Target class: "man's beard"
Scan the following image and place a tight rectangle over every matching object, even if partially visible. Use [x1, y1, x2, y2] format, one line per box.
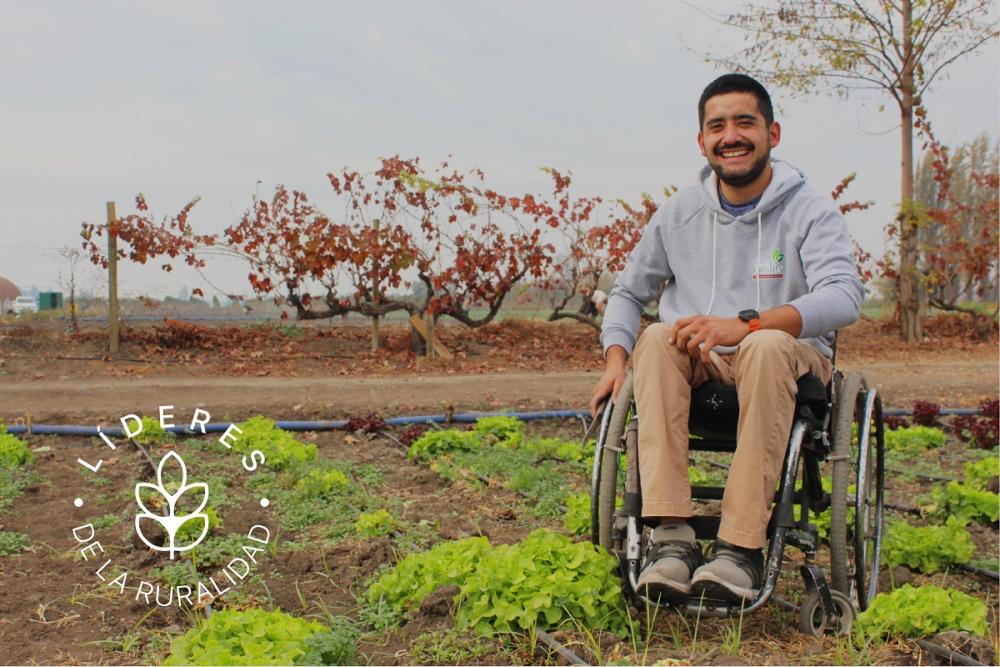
[711, 148, 770, 188]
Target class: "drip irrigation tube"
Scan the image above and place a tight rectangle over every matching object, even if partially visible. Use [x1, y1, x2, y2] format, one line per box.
[535, 629, 590, 666]
[916, 639, 987, 666]
[5, 404, 989, 438]
[6, 409, 589, 437]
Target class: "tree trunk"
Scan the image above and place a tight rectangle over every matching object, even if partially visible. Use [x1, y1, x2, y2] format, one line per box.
[69, 280, 79, 334]
[897, 0, 922, 343]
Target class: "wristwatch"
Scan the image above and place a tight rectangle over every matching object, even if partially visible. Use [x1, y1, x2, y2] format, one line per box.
[738, 309, 761, 333]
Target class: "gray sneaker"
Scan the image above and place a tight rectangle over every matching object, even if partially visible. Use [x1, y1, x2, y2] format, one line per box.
[636, 525, 703, 603]
[690, 540, 764, 603]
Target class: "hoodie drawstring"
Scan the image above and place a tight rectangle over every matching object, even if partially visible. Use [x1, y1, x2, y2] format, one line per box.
[705, 211, 718, 316]
[755, 211, 762, 312]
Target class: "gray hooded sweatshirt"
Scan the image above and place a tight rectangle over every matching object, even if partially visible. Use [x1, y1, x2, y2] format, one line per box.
[600, 159, 863, 359]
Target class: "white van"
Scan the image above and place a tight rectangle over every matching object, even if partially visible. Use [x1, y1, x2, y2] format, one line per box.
[12, 296, 38, 315]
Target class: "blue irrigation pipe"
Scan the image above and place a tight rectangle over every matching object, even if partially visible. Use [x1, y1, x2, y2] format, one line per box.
[4, 407, 985, 437]
[6, 409, 590, 437]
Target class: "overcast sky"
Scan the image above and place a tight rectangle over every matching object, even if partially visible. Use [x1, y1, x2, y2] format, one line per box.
[2, 1, 997, 299]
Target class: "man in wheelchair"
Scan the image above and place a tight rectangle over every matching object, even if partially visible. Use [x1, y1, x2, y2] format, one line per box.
[589, 74, 863, 606]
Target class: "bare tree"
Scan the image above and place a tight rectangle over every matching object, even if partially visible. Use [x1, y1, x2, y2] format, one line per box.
[57, 246, 83, 333]
[696, 0, 998, 342]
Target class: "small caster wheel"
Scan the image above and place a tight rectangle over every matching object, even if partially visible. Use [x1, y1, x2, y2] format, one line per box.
[798, 589, 856, 636]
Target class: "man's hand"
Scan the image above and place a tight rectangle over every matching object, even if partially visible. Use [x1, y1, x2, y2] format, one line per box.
[670, 315, 747, 363]
[590, 345, 627, 417]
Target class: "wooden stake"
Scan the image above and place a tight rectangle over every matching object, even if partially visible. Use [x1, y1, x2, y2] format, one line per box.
[371, 218, 380, 352]
[408, 313, 452, 360]
[424, 311, 435, 359]
[106, 201, 120, 355]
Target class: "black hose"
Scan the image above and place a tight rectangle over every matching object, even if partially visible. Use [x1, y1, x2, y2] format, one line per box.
[535, 629, 590, 666]
[916, 639, 987, 666]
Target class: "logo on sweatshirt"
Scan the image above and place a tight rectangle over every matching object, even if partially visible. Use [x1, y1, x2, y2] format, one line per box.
[753, 247, 785, 279]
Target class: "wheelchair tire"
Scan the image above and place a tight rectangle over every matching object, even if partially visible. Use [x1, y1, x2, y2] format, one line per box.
[798, 589, 855, 637]
[829, 370, 883, 611]
[596, 372, 634, 552]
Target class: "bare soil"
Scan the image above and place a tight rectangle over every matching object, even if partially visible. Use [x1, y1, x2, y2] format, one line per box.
[0, 315, 996, 666]
[0, 316, 996, 425]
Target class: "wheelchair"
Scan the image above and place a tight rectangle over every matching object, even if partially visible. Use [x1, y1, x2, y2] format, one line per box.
[589, 364, 886, 636]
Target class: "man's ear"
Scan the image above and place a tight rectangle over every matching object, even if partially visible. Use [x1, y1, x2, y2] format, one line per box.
[769, 121, 781, 149]
[697, 131, 707, 157]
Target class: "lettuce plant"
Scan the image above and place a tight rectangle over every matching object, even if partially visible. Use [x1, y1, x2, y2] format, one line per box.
[164, 608, 355, 665]
[367, 537, 492, 615]
[0, 433, 32, 469]
[233, 416, 317, 470]
[407, 430, 480, 461]
[855, 585, 988, 642]
[355, 509, 397, 537]
[474, 416, 524, 447]
[884, 425, 947, 454]
[883, 517, 974, 573]
[922, 481, 999, 524]
[963, 456, 999, 491]
[562, 492, 591, 535]
[295, 468, 350, 498]
[457, 529, 631, 637]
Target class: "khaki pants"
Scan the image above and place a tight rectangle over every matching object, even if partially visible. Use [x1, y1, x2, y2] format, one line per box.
[632, 323, 831, 549]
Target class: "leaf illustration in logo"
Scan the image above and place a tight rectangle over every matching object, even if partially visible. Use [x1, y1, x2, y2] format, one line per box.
[134, 450, 210, 559]
[771, 248, 784, 264]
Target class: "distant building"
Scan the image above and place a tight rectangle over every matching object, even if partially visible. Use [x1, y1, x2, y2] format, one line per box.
[0, 277, 21, 313]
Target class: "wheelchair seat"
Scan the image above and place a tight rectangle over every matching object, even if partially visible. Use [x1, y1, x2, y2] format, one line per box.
[689, 373, 829, 439]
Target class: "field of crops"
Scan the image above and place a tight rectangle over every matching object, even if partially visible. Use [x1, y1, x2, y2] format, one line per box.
[0, 409, 997, 665]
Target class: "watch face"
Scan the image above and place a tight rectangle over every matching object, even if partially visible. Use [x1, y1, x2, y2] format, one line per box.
[739, 309, 759, 322]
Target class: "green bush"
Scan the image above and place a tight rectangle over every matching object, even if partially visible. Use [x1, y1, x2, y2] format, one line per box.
[295, 469, 350, 498]
[964, 456, 999, 491]
[355, 509, 397, 537]
[855, 585, 988, 642]
[457, 529, 631, 637]
[367, 537, 492, 615]
[884, 425, 947, 454]
[164, 607, 356, 665]
[0, 432, 33, 469]
[233, 417, 317, 470]
[883, 517, 975, 573]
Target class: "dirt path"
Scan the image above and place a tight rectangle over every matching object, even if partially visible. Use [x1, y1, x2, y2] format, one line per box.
[2, 359, 994, 424]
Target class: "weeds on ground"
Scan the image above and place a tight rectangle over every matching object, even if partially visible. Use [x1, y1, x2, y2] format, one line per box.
[0, 530, 31, 556]
[0, 468, 42, 514]
[432, 446, 576, 519]
[409, 627, 498, 664]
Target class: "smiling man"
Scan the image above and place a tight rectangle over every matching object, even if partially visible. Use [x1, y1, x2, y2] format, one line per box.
[590, 74, 863, 604]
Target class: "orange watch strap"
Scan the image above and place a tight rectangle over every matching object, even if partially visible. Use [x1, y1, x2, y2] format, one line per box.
[748, 318, 761, 332]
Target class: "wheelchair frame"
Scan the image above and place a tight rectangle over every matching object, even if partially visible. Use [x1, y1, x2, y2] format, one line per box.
[589, 367, 886, 635]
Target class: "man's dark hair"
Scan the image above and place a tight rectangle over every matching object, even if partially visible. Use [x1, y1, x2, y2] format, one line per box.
[698, 73, 774, 128]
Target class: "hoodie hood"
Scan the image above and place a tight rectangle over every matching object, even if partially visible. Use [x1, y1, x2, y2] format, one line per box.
[699, 159, 807, 221]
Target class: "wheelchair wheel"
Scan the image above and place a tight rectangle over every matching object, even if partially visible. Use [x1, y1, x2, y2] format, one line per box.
[798, 589, 855, 637]
[829, 370, 885, 611]
[595, 372, 634, 551]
